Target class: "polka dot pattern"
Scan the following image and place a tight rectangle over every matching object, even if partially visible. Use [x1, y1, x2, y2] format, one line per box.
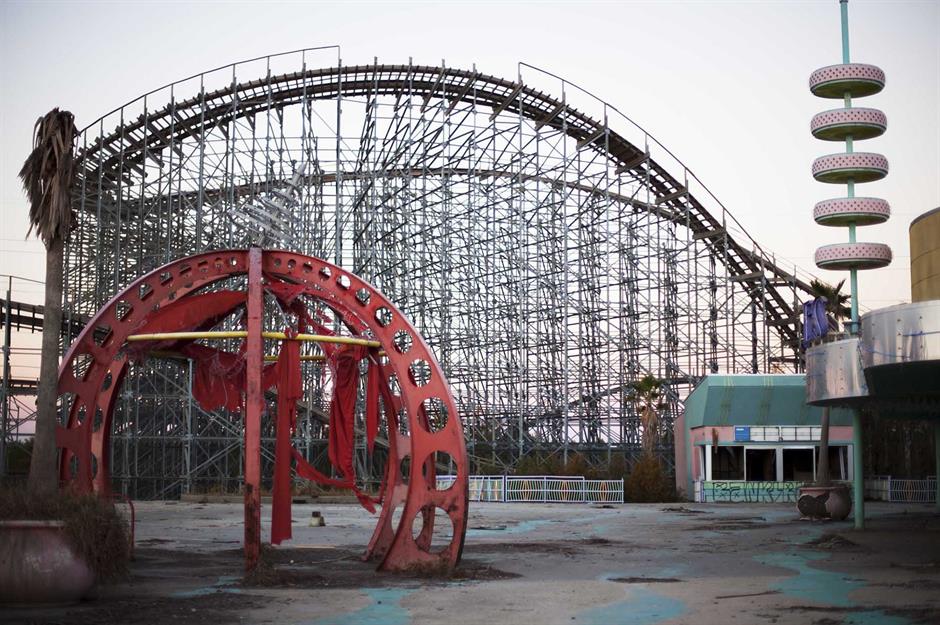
[814, 242, 893, 270]
[809, 63, 885, 96]
[810, 108, 887, 133]
[812, 152, 888, 178]
[813, 197, 890, 220]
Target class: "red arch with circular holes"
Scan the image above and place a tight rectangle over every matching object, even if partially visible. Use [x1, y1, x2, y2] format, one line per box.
[54, 249, 468, 571]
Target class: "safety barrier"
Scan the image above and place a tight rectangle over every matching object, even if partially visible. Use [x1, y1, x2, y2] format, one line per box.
[865, 476, 936, 504]
[436, 475, 623, 504]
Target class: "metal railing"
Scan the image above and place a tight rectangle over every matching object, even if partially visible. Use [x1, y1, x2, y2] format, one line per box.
[865, 476, 937, 504]
[436, 475, 624, 504]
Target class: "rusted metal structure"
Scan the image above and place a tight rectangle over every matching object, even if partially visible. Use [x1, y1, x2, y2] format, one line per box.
[54, 49, 821, 496]
[54, 247, 469, 570]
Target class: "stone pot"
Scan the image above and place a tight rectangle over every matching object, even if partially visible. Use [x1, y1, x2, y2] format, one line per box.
[797, 484, 852, 521]
[0, 520, 96, 605]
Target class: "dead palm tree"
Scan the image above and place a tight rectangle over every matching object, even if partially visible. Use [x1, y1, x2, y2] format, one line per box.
[632, 374, 665, 454]
[18, 109, 77, 496]
[807, 278, 850, 488]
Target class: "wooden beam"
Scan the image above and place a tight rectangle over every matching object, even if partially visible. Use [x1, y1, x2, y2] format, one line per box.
[489, 83, 524, 121]
[655, 187, 687, 206]
[615, 150, 649, 175]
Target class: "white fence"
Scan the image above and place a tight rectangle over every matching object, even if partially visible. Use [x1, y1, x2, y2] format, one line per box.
[435, 475, 624, 504]
[865, 476, 937, 504]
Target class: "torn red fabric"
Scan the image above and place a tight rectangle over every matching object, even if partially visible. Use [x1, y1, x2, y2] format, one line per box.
[271, 328, 301, 545]
[328, 345, 365, 479]
[366, 360, 380, 453]
[180, 344, 279, 413]
[129, 290, 246, 350]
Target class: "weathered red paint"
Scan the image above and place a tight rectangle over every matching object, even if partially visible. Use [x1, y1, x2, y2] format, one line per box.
[54, 249, 469, 572]
[244, 248, 263, 570]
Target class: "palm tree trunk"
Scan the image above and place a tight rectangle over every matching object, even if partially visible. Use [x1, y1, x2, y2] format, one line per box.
[816, 407, 831, 487]
[28, 235, 64, 496]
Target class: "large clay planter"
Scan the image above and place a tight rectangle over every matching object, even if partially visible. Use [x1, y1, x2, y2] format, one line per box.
[0, 520, 95, 605]
[797, 484, 852, 521]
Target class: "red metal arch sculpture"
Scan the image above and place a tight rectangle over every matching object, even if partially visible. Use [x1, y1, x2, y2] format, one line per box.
[54, 248, 468, 571]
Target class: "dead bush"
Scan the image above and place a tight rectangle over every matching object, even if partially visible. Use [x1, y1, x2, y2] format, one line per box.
[0, 485, 131, 581]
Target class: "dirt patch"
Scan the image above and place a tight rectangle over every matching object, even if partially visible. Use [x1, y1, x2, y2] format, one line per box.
[715, 590, 780, 600]
[4, 592, 266, 625]
[471, 537, 626, 558]
[609, 576, 681, 584]
[804, 533, 863, 550]
[869, 579, 940, 591]
[661, 506, 709, 514]
[785, 604, 940, 625]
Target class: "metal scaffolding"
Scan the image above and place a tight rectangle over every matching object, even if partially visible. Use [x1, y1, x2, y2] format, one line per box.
[44, 50, 819, 497]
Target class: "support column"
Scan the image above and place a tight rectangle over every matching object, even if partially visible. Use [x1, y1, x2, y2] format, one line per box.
[244, 247, 264, 570]
[853, 411, 864, 529]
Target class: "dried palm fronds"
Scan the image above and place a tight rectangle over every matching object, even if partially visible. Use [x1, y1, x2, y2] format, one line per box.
[19, 108, 77, 247]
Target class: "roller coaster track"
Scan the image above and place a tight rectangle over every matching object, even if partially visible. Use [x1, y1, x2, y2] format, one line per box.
[74, 63, 811, 357]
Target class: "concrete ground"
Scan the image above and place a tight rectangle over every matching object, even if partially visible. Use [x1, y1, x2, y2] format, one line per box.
[4, 500, 939, 625]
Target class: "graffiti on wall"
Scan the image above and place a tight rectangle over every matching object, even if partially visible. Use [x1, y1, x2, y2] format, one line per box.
[701, 481, 801, 503]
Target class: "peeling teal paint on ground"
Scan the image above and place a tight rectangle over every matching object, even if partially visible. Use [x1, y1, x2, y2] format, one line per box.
[756, 551, 862, 606]
[308, 588, 411, 625]
[576, 587, 685, 625]
[171, 575, 242, 598]
[755, 549, 911, 625]
[577, 569, 687, 625]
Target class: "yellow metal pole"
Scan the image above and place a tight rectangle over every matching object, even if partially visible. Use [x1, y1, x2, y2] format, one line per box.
[126, 330, 380, 348]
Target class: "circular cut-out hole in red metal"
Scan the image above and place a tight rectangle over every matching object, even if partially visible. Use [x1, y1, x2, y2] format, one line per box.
[423, 450, 456, 488]
[319, 266, 332, 279]
[94, 325, 112, 347]
[57, 393, 75, 426]
[408, 359, 432, 387]
[356, 288, 371, 306]
[420, 397, 449, 432]
[389, 504, 404, 534]
[411, 506, 455, 553]
[72, 353, 93, 381]
[397, 407, 409, 436]
[388, 373, 401, 397]
[392, 330, 413, 354]
[116, 301, 132, 321]
[336, 275, 351, 290]
[76, 405, 87, 425]
[399, 455, 411, 484]
[101, 371, 113, 392]
[375, 307, 393, 327]
[93, 407, 104, 432]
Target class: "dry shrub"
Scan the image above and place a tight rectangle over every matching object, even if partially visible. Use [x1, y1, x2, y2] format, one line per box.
[0, 485, 130, 581]
[625, 453, 679, 503]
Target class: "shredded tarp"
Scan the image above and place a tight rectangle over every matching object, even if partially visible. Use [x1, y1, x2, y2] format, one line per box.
[127, 287, 381, 545]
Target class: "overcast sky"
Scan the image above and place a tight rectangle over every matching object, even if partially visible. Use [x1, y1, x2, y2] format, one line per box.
[1, 0, 938, 377]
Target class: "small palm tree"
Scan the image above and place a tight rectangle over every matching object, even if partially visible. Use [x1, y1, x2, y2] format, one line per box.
[809, 278, 851, 328]
[19, 109, 77, 496]
[632, 374, 665, 454]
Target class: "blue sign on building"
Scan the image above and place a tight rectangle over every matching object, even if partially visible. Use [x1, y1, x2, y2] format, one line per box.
[734, 426, 751, 442]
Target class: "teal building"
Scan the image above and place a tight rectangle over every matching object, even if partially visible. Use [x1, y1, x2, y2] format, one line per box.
[675, 375, 855, 503]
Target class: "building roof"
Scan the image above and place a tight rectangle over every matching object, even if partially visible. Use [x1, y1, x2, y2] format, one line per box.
[683, 374, 854, 428]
